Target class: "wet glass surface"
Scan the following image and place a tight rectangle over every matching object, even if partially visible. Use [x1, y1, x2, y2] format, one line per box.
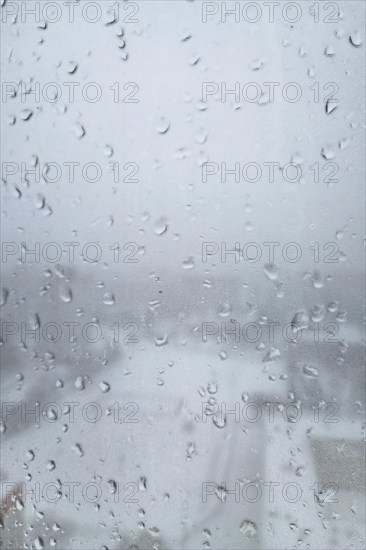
[0, 1, 365, 549]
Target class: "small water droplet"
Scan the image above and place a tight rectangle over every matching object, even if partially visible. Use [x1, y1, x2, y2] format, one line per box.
[26, 450, 35, 461]
[321, 144, 336, 160]
[182, 256, 195, 270]
[34, 194, 45, 209]
[195, 128, 208, 144]
[311, 270, 324, 289]
[103, 292, 115, 306]
[67, 61, 78, 74]
[207, 382, 218, 394]
[213, 414, 227, 429]
[156, 117, 170, 134]
[186, 442, 196, 460]
[21, 109, 33, 121]
[250, 58, 264, 71]
[325, 99, 338, 115]
[47, 460, 56, 471]
[75, 376, 85, 391]
[0, 288, 9, 306]
[138, 476, 147, 491]
[218, 303, 232, 317]
[155, 335, 168, 347]
[104, 145, 114, 157]
[107, 480, 117, 494]
[99, 381, 110, 393]
[72, 123, 85, 139]
[60, 286, 72, 303]
[349, 30, 363, 47]
[263, 347, 281, 362]
[72, 443, 84, 457]
[324, 45, 335, 57]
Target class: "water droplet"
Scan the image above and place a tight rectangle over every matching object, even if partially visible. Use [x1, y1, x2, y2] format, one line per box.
[302, 365, 319, 377]
[195, 128, 208, 144]
[107, 480, 117, 494]
[263, 347, 281, 362]
[324, 45, 335, 57]
[72, 443, 84, 457]
[47, 460, 56, 471]
[321, 144, 336, 160]
[186, 442, 196, 460]
[21, 109, 33, 121]
[75, 376, 85, 391]
[311, 270, 324, 289]
[291, 311, 309, 330]
[349, 30, 363, 47]
[99, 381, 110, 393]
[240, 520, 257, 538]
[325, 99, 338, 115]
[104, 145, 114, 157]
[34, 194, 45, 209]
[154, 217, 168, 235]
[103, 292, 115, 306]
[218, 303, 232, 317]
[156, 117, 170, 134]
[139, 476, 147, 491]
[72, 123, 85, 139]
[182, 256, 195, 270]
[26, 450, 35, 461]
[263, 262, 279, 281]
[15, 499, 24, 511]
[298, 46, 307, 57]
[207, 382, 218, 394]
[60, 286, 72, 303]
[250, 58, 265, 71]
[310, 304, 325, 323]
[339, 138, 349, 149]
[180, 31, 192, 42]
[155, 335, 168, 347]
[213, 414, 227, 429]
[67, 61, 78, 74]
[0, 288, 9, 306]
[327, 301, 339, 313]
